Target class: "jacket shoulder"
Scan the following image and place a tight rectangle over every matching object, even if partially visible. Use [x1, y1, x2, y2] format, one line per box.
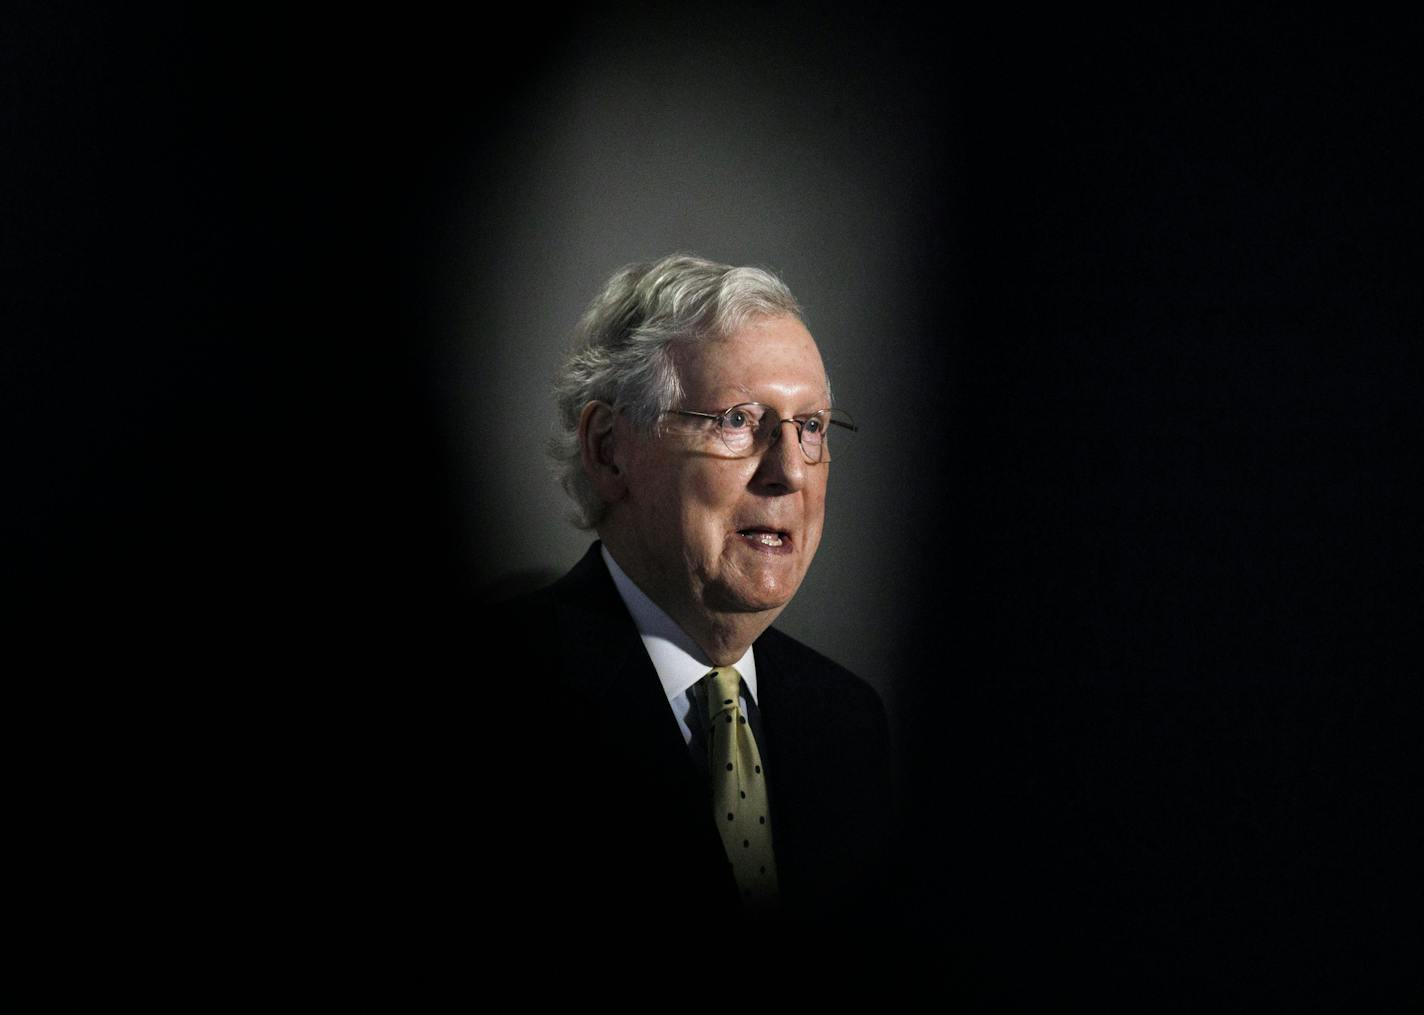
[755, 624, 886, 717]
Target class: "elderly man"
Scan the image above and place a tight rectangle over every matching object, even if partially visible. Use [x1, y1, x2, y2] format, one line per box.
[497, 254, 893, 931]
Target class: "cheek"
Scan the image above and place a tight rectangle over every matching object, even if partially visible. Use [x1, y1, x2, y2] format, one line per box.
[682, 468, 753, 558]
[804, 518, 825, 561]
[803, 485, 829, 552]
[683, 464, 751, 512]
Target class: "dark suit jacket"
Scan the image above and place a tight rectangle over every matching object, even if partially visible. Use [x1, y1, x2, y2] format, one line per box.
[491, 542, 896, 939]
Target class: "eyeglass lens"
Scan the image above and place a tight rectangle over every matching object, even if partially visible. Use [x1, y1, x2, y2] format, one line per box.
[716, 403, 851, 462]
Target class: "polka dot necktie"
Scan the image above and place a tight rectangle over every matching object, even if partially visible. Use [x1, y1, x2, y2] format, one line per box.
[705, 666, 778, 909]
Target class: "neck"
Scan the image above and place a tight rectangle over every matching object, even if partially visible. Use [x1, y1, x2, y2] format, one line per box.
[681, 607, 780, 667]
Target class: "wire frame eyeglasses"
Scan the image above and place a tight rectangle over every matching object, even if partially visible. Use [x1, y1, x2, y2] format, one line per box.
[664, 402, 857, 463]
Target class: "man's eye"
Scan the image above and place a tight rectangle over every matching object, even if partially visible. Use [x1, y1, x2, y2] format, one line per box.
[724, 410, 750, 429]
[802, 417, 824, 435]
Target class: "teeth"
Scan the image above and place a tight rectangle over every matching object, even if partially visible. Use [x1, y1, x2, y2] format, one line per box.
[748, 531, 783, 547]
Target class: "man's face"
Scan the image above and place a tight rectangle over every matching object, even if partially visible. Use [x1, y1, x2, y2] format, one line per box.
[611, 314, 831, 627]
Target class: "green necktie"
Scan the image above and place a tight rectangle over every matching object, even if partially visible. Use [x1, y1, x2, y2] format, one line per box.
[706, 666, 778, 909]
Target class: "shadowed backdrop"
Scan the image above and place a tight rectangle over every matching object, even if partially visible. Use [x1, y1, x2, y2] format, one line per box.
[8, 4, 1416, 1005]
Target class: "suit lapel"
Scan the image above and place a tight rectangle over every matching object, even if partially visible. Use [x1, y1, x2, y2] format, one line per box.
[547, 544, 702, 792]
[752, 630, 825, 912]
[547, 544, 735, 897]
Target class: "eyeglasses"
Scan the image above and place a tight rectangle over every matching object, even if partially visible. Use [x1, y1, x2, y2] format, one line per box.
[665, 402, 857, 463]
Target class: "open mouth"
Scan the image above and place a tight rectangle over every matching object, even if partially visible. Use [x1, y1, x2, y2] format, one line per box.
[735, 527, 792, 551]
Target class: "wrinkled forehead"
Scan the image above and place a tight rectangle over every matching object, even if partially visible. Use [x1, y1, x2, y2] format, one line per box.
[673, 314, 831, 406]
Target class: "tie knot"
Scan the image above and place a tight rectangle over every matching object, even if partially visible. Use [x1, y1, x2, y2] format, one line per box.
[706, 666, 742, 723]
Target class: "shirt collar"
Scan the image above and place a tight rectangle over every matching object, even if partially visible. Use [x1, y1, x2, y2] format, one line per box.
[601, 544, 758, 706]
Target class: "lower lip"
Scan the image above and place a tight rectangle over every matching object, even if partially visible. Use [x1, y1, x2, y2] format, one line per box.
[734, 531, 794, 555]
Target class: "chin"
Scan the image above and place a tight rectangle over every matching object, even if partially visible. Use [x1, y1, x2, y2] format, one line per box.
[707, 579, 799, 615]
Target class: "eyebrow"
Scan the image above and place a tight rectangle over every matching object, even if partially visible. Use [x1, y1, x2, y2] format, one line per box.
[700, 397, 832, 419]
[726, 384, 832, 410]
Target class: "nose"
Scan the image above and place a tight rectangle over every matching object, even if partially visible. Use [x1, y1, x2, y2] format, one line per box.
[750, 419, 807, 492]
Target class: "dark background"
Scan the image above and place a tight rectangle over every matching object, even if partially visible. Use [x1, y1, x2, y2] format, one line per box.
[8, 5, 1417, 1003]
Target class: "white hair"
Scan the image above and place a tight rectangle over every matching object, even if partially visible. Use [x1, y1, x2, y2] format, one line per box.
[549, 253, 806, 529]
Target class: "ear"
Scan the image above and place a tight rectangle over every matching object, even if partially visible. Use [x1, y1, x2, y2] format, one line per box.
[577, 400, 628, 503]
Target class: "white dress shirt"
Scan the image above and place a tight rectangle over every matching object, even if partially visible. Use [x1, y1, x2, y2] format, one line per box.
[600, 544, 758, 746]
